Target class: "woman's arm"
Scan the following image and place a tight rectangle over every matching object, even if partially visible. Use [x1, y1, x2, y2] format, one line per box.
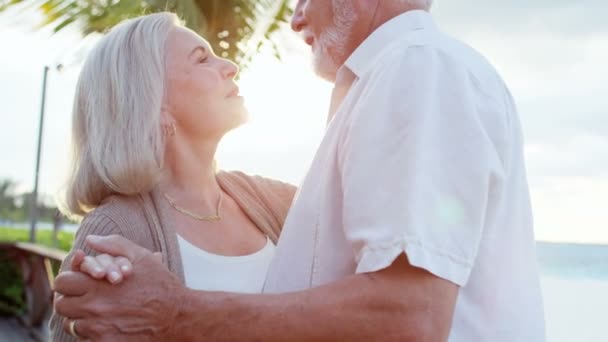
[49, 211, 121, 342]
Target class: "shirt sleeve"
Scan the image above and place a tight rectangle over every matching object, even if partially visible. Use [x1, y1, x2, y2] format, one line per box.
[339, 46, 505, 286]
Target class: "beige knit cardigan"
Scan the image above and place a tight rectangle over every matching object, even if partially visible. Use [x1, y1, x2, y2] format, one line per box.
[50, 171, 297, 341]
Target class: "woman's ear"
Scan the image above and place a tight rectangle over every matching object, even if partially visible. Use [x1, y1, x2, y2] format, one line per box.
[160, 109, 177, 138]
[160, 107, 174, 127]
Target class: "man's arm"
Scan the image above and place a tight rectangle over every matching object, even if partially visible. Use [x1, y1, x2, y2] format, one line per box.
[178, 255, 457, 341]
[54, 235, 457, 342]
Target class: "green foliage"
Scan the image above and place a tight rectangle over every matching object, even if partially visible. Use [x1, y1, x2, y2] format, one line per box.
[0, 226, 75, 316]
[1, 0, 293, 69]
[0, 179, 20, 222]
[0, 226, 75, 252]
[0, 178, 68, 225]
[0, 250, 26, 316]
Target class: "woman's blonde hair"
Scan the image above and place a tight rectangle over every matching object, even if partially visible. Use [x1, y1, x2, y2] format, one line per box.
[64, 12, 181, 218]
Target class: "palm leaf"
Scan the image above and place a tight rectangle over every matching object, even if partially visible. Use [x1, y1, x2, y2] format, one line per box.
[0, 0, 293, 69]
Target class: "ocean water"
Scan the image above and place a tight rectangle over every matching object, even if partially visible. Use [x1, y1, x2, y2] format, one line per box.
[538, 242, 608, 281]
[537, 242, 608, 342]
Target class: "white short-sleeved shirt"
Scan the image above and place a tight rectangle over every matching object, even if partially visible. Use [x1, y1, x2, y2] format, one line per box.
[263, 10, 545, 341]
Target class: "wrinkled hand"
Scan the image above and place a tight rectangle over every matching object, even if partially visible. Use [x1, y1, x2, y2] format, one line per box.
[54, 235, 184, 341]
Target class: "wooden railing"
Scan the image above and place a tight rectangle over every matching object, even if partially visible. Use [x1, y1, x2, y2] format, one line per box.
[0, 242, 67, 341]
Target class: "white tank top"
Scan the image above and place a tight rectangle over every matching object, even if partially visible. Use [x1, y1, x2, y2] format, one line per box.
[177, 234, 275, 293]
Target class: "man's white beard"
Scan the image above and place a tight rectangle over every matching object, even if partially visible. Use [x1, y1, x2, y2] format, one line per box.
[313, 0, 358, 81]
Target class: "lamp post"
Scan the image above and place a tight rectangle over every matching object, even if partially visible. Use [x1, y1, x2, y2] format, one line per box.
[29, 64, 62, 243]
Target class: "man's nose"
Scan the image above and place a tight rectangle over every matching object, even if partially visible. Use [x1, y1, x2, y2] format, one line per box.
[291, 1, 306, 32]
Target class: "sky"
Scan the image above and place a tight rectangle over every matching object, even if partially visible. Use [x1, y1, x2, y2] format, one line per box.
[0, 0, 606, 244]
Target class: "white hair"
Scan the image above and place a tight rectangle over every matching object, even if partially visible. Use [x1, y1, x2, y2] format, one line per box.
[64, 12, 181, 218]
[314, 0, 358, 80]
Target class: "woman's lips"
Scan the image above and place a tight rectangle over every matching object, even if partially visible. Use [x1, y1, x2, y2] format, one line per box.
[227, 87, 240, 98]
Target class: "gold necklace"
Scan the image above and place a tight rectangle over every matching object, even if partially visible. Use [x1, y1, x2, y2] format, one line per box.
[163, 192, 223, 222]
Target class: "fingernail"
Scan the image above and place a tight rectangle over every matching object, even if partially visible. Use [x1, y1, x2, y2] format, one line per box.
[109, 271, 121, 283]
[120, 265, 130, 272]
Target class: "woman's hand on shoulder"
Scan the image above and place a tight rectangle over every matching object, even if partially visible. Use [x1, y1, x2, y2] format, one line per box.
[70, 249, 133, 285]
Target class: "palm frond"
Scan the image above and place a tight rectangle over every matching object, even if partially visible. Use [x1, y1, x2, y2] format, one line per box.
[0, 0, 293, 69]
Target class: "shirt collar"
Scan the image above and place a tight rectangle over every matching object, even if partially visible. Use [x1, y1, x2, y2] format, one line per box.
[344, 10, 437, 77]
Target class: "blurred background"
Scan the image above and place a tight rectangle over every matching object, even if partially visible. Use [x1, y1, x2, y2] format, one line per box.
[0, 0, 606, 341]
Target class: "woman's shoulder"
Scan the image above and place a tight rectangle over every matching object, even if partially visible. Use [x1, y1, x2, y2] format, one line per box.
[78, 194, 148, 239]
[218, 170, 297, 198]
[95, 193, 145, 218]
[72, 192, 162, 257]
[83, 193, 141, 222]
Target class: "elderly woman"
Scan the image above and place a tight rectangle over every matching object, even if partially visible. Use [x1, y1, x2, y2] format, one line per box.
[50, 12, 296, 341]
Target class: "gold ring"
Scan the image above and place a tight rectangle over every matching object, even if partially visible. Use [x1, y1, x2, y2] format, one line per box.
[68, 320, 80, 338]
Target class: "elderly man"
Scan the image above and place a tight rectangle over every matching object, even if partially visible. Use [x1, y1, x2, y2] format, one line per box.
[54, 0, 546, 340]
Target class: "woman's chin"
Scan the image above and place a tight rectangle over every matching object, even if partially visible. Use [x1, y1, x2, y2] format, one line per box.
[226, 95, 247, 112]
[226, 107, 249, 130]
[227, 95, 245, 104]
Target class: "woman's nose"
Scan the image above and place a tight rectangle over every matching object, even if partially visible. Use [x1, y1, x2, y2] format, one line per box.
[221, 59, 239, 79]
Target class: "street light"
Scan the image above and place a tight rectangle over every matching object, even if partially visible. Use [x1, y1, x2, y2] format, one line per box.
[29, 63, 63, 243]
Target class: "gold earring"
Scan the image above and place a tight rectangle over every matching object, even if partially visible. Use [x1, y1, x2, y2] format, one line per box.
[164, 123, 176, 137]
